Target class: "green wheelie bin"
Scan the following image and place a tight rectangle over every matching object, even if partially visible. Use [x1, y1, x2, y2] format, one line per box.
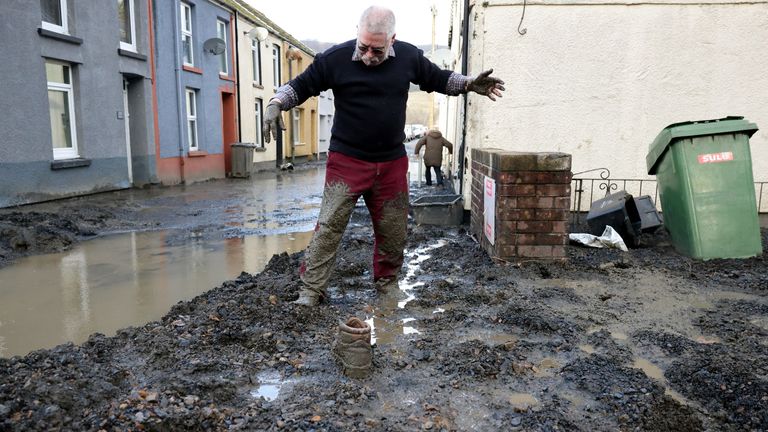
[646, 116, 762, 259]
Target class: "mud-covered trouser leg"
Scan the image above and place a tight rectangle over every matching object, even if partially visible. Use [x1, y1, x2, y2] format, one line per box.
[364, 156, 409, 282]
[299, 154, 361, 296]
[424, 161, 432, 185]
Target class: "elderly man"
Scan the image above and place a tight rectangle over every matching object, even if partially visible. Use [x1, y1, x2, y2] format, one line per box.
[264, 5, 504, 306]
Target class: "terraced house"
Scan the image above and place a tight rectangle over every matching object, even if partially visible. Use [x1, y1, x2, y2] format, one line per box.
[0, 0, 325, 207]
[0, 0, 156, 207]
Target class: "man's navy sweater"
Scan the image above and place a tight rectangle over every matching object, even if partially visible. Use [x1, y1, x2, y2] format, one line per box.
[286, 40, 453, 162]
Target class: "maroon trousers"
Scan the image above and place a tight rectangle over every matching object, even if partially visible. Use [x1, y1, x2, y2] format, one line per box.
[300, 152, 409, 296]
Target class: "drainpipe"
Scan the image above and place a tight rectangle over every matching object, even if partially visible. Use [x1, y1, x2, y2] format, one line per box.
[172, 0, 186, 183]
[458, 0, 472, 195]
[288, 47, 295, 164]
[234, 10, 242, 142]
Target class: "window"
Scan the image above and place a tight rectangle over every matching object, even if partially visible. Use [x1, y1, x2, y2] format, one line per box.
[180, 3, 193, 66]
[41, 0, 68, 34]
[272, 44, 281, 87]
[292, 108, 300, 145]
[216, 19, 228, 75]
[251, 39, 261, 84]
[185, 89, 198, 150]
[46, 61, 78, 160]
[118, 0, 136, 51]
[255, 99, 263, 147]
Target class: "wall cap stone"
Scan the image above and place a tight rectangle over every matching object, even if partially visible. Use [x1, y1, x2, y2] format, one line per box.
[471, 148, 572, 172]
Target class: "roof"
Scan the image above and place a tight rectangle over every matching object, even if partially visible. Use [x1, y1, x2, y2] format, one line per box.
[216, 0, 315, 56]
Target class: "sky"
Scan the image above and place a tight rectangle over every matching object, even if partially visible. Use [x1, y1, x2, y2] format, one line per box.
[246, 0, 453, 46]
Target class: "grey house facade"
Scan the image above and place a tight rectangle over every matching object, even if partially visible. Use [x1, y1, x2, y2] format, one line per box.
[0, 0, 157, 207]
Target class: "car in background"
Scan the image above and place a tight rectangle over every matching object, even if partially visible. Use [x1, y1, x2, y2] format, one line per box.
[403, 124, 415, 141]
[411, 124, 427, 139]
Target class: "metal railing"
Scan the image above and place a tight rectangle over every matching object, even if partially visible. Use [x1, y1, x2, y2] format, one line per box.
[570, 168, 768, 224]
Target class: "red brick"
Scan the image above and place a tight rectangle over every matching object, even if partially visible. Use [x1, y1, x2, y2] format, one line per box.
[496, 245, 517, 257]
[518, 197, 554, 208]
[534, 233, 568, 245]
[497, 172, 539, 184]
[551, 246, 567, 257]
[517, 245, 554, 257]
[536, 184, 571, 197]
[499, 184, 536, 197]
[497, 197, 517, 209]
[516, 221, 553, 233]
[535, 209, 569, 221]
[553, 196, 571, 210]
[536, 171, 572, 184]
[498, 208, 535, 221]
[551, 221, 568, 233]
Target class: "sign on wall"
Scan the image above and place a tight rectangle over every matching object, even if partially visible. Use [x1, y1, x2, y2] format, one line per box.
[484, 175, 495, 245]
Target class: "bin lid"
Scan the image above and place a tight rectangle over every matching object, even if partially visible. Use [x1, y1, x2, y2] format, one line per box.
[231, 142, 258, 148]
[646, 116, 758, 175]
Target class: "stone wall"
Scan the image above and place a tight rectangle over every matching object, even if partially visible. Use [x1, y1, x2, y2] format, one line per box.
[470, 149, 572, 261]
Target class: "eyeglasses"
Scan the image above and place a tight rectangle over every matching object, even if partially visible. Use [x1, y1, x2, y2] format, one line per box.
[357, 44, 386, 56]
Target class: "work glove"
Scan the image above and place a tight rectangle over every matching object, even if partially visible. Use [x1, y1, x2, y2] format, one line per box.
[262, 100, 285, 143]
[466, 69, 506, 101]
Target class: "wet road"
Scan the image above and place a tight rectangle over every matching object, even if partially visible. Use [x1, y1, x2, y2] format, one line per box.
[0, 166, 328, 358]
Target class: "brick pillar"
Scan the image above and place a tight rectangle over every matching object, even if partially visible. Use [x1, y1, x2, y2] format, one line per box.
[470, 149, 572, 261]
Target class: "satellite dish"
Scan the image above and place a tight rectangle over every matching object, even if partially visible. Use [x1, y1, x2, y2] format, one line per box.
[426, 48, 455, 69]
[247, 27, 268, 42]
[203, 38, 226, 55]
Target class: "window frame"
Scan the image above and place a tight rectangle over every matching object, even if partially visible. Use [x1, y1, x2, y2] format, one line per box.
[255, 98, 264, 148]
[185, 88, 199, 151]
[216, 19, 228, 76]
[41, 0, 68, 34]
[251, 39, 262, 84]
[272, 44, 281, 87]
[46, 60, 79, 160]
[118, 0, 137, 52]
[292, 108, 300, 145]
[180, 2, 194, 66]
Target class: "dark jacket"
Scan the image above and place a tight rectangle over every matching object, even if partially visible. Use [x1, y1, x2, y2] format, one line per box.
[286, 40, 453, 162]
[414, 130, 453, 167]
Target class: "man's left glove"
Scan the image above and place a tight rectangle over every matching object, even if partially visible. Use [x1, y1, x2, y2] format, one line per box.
[466, 69, 506, 101]
[263, 100, 285, 143]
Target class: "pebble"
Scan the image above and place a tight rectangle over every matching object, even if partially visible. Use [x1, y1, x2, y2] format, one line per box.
[423, 420, 434, 429]
[510, 417, 522, 426]
[0, 404, 9, 417]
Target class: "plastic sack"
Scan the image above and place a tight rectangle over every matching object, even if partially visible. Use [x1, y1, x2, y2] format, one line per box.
[569, 225, 628, 252]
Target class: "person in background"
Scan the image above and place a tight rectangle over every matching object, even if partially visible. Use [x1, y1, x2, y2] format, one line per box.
[414, 128, 453, 186]
[263, 5, 505, 306]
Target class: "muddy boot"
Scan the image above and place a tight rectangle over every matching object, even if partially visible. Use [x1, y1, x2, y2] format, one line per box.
[332, 317, 372, 378]
[374, 277, 398, 294]
[293, 287, 323, 306]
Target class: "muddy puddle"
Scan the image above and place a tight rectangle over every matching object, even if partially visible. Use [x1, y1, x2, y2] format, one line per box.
[0, 230, 312, 358]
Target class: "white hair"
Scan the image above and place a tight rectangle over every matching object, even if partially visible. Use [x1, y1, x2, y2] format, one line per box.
[358, 6, 396, 39]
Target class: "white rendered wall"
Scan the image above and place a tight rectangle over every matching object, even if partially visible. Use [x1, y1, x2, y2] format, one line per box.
[459, 0, 768, 204]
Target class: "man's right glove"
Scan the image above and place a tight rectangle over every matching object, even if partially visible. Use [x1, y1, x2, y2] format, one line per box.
[262, 100, 285, 143]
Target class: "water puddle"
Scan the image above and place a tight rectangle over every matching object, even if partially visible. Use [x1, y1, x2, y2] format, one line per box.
[0, 230, 313, 358]
[364, 241, 446, 346]
[533, 357, 560, 377]
[250, 370, 284, 401]
[508, 393, 539, 409]
[632, 357, 694, 406]
[578, 344, 596, 354]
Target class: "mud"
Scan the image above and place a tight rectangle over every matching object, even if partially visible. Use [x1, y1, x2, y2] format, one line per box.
[1, 179, 768, 430]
